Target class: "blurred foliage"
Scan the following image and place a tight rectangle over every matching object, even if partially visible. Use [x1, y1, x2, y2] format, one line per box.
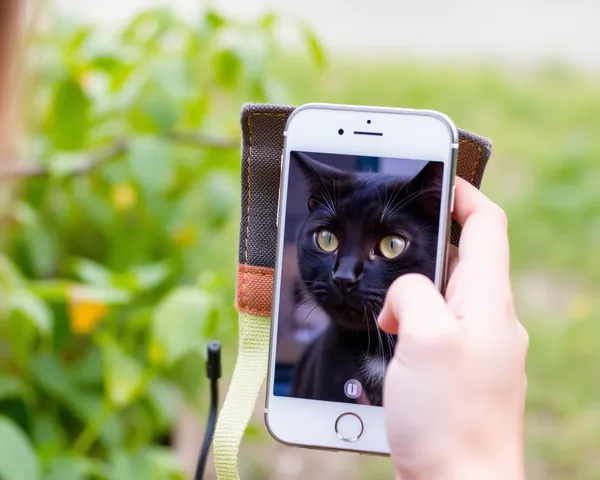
[0, 6, 323, 480]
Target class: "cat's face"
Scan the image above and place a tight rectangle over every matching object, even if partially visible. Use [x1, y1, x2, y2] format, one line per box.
[293, 152, 443, 331]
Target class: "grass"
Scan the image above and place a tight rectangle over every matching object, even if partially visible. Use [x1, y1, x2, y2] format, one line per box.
[235, 56, 600, 480]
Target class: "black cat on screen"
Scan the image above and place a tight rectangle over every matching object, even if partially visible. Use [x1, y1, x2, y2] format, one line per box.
[290, 152, 443, 406]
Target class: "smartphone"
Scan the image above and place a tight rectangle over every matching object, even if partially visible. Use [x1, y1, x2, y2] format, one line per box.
[265, 103, 458, 455]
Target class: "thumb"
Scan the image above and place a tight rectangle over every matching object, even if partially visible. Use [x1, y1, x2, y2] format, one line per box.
[378, 273, 454, 338]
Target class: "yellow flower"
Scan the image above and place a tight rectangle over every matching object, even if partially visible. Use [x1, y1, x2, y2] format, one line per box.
[172, 225, 197, 247]
[148, 341, 165, 365]
[68, 286, 109, 335]
[111, 183, 137, 211]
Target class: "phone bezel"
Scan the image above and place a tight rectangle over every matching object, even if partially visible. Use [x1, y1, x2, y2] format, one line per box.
[265, 103, 458, 455]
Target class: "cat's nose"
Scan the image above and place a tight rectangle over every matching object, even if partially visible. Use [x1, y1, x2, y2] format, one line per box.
[333, 256, 362, 293]
[333, 274, 358, 293]
[332, 256, 361, 294]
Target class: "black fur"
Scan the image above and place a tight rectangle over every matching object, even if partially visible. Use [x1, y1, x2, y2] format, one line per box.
[290, 152, 443, 406]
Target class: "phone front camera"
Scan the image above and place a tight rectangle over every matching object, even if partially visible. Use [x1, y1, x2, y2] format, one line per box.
[367, 119, 371, 124]
[338, 129, 344, 135]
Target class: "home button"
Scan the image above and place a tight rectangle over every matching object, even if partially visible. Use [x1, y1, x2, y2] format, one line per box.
[334, 413, 364, 442]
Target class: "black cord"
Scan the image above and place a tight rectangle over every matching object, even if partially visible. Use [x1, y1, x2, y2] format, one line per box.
[194, 340, 222, 480]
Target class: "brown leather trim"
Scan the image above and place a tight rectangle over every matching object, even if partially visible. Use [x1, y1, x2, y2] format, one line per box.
[236, 263, 274, 317]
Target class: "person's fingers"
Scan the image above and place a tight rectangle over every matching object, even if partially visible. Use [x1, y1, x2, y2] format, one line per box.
[447, 245, 459, 279]
[378, 273, 453, 337]
[452, 177, 511, 296]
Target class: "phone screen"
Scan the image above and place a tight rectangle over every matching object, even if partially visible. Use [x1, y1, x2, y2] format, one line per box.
[274, 150, 445, 407]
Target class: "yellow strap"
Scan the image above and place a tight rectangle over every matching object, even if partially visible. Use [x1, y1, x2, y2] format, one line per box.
[213, 312, 271, 479]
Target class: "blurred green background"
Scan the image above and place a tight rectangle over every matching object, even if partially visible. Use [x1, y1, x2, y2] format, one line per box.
[0, 3, 599, 480]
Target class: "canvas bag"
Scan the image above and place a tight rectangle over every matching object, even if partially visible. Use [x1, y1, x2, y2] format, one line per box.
[212, 103, 493, 479]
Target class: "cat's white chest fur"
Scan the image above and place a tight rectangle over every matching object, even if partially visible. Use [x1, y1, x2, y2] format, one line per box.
[359, 355, 387, 386]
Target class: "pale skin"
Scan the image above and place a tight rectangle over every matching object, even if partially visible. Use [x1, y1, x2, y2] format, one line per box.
[379, 177, 528, 480]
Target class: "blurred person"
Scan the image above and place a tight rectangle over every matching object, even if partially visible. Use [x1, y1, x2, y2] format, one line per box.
[380, 178, 528, 480]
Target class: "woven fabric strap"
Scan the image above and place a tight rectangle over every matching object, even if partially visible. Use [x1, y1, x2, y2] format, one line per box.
[213, 313, 270, 480]
[212, 103, 492, 479]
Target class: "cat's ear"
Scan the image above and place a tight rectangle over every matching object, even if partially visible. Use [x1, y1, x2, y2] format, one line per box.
[405, 161, 443, 194]
[399, 161, 444, 214]
[291, 152, 352, 211]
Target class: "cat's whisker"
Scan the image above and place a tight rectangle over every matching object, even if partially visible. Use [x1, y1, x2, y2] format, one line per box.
[312, 198, 336, 216]
[298, 301, 325, 327]
[384, 187, 437, 215]
[367, 309, 385, 370]
[315, 174, 338, 217]
[364, 304, 389, 370]
[389, 334, 397, 352]
[380, 185, 398, 222]
[363, 306, 372, 355]
[385, 332, 394, 357]
[383, 186, 440, 219]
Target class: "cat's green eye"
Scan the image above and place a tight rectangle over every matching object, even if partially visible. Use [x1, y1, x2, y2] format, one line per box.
[379, 235, 407, 259]
[315, 230, 338, 253]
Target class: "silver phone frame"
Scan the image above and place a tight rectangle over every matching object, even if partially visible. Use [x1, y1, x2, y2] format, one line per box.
[264, 102, 459, 454]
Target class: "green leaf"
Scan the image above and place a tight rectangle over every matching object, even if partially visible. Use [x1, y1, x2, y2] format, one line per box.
[197, 10, 226, 41]
[5, 315, 37, 368]
[43, 456, 101, 480]
[212, 48, 242, 89]
[121, 7, 178, 47]
[89, 54, 125, 74]
[98, 413, 126, 451]
[261, 79, 292, 105]
[101, 338, 146, 408]
[70, 348, 104, 387]
[32, 415, 68, 460]
[68, 284, 131, 305]
[48, 76, 90, 151]
[259, 12, 277, 31]
[31, 354, 71, 399]
[150, 287, 213, 365]
[129, 262, 171, 291]
[0, 416, 41, 480]
[152, 59, 194, 101]
[109, 447, 185, 480]
[166, 351, 204, 402]
[66, 25, 92, 53]
[8, 289, 53, 334]
[182, 94, 210, 127]
[0, 254, 26, 290]
[200, 170, 237, 229]
[13, 202, 56, 277]
[302, 25, 326, 70]
[128, 82, 179, 134]
[145, 379, 177, 429]
[204, 10, 226, 31]
[31, 355, 103, 422]
[70, 258, 114, 286]
[0, 373, 25, 400]
[127, 136, 174, 194]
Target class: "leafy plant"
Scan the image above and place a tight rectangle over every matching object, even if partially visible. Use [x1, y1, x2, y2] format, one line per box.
[0, 5, 324, 479]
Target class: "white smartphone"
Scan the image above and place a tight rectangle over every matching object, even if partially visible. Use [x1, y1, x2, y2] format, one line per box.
[265, 103, 458, 455]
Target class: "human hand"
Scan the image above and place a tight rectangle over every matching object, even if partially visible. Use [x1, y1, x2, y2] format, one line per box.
[379, 177, 528, 480]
